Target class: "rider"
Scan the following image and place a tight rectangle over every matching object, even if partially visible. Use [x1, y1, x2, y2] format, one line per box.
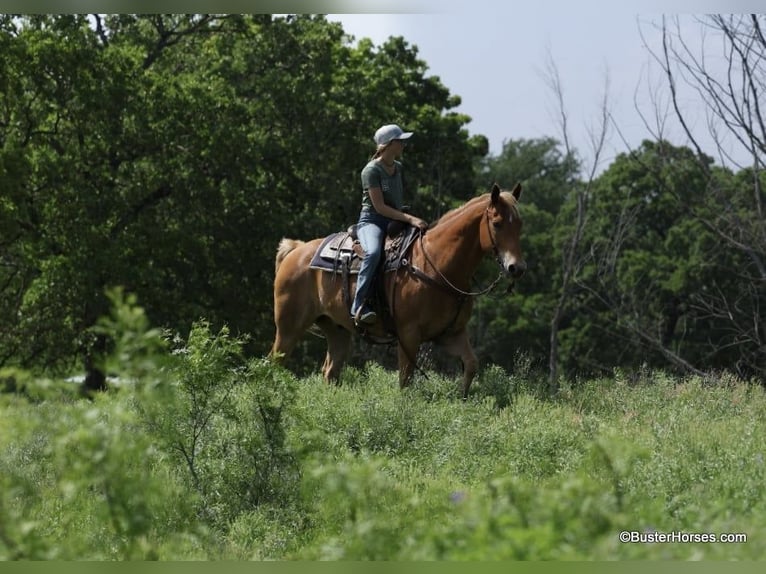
[350, 124, 429, 325]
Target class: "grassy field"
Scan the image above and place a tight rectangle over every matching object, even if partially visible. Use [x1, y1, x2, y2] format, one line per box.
[1, 310, 764, 560]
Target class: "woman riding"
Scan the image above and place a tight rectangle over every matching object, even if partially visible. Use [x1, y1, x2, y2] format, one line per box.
[350, 124, 429, 325]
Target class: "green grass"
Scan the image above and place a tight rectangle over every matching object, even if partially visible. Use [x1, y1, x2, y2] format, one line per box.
[1, 306, 764, 559]
[3, 365, 764, 560]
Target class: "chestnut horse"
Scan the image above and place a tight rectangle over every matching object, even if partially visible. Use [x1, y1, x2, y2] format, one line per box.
[270, 183, 526, 397]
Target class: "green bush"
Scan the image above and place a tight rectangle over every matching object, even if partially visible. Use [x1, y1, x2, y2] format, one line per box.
[130, 320, 303, 529]
[2, 293, 765, 560]
[0, 390, 199, 559]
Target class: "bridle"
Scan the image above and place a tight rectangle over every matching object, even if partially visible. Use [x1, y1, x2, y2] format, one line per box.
[384, 200, 514, 380]
[413, 206, 508, 298]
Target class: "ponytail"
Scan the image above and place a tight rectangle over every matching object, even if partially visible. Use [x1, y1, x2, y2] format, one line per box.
[370, 142, 389, 160]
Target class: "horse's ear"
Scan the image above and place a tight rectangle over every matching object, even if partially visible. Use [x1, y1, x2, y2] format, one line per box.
[490, 183, 501, 204]
[511, 182, 522, 201]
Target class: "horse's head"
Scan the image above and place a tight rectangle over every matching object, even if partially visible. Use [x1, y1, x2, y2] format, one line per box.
[485, 182, 527, 279]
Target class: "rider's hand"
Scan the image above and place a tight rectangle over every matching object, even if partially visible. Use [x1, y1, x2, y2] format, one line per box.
[410, 216, 428, 230]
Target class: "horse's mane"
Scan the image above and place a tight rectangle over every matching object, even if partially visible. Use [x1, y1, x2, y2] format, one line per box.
[432, 190, 519, 228]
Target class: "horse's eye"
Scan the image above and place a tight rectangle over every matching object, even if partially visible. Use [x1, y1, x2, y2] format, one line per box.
[492, 221, 502, 229]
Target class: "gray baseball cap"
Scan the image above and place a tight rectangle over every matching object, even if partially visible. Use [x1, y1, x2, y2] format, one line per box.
[374, 124, 414, 146]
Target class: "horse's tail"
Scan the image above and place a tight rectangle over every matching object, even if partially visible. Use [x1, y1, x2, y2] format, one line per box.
[275, 238, 304, 275]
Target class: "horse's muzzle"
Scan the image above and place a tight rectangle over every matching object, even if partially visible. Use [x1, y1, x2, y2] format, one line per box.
[507, 261, 527, 279]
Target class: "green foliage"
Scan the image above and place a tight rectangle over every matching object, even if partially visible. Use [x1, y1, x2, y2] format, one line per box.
[470, 138, 579, 371]
[289, 367, 766, 560]
[1, 12, 766, 560]
[129, 320, 302, 529]
[471, 359, 548, 409]
[2, 13, 761, 386]
[2, 325, 766, 559]
[0, 14, 480, 384]
[553, 140, 762, 376]
[298, 454, 452, 560]
[0, 385, 199, 560]
[96, 287, 169, 383]
[0, 291, 305, 559]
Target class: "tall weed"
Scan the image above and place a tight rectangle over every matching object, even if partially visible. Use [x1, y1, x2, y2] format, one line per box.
[3, 297, 766, 560]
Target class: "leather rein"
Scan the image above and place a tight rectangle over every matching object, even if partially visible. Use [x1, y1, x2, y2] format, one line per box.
[380, 205, 510, 381]
[402, 206, 507, 299]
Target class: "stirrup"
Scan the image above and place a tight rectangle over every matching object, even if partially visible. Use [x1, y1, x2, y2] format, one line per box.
[354, 307, 377, 325]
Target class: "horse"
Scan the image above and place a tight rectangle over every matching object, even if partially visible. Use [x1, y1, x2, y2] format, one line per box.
[270, 182, 526, 398]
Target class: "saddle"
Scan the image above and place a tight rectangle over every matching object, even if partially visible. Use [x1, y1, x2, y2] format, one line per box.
[308, 222, 421, 336]
[308, 221, 418, 275]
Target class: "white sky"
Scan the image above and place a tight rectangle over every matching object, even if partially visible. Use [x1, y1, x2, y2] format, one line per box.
[328, 5, 756, 173]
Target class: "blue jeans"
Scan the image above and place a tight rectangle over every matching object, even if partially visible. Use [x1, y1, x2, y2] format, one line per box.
[351, 212, 389, 316]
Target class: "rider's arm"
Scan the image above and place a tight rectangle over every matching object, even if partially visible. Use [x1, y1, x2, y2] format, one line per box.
[368, 187, 428, 229]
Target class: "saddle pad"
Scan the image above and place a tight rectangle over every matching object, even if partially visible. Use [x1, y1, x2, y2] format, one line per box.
[308, 225, 420, 275]
[320, 232, 356, 259]
[309, 232, 361, 274]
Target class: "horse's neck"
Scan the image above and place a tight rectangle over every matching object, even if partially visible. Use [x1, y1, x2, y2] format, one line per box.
[420, 205, 485, 281]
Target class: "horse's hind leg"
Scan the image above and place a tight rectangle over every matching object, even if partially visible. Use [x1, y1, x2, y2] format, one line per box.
[271, 298, 316, 363]
[270, 328, 300, 362]
[315, 316, 352, 384]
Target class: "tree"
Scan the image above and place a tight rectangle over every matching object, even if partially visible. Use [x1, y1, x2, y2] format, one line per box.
[542, 55, 610, 389]
[469, 137, 579, 373]
[561, 140, 760, 377]
[634, 15, 766, 376]
[0, 15, 483, 386]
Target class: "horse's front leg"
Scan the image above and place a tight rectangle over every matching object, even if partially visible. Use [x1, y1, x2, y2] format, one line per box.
[442, 330, 479, 399]
[397, 338, 421, 389]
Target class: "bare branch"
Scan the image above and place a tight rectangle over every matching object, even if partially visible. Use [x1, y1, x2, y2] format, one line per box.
[542, 47, 572, 156]
[543, 53, 611, 388]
